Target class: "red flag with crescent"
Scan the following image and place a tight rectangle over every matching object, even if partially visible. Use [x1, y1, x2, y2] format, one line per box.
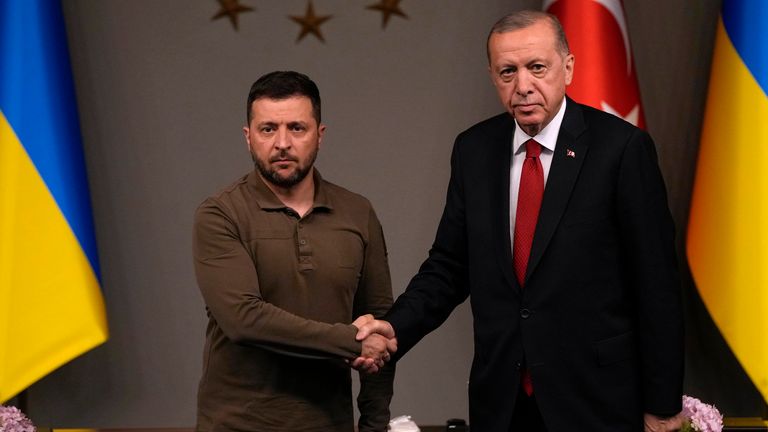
[544, 0, 645, 129]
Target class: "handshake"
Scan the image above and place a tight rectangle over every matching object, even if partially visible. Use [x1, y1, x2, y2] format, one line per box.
[349, 314, 397, 374]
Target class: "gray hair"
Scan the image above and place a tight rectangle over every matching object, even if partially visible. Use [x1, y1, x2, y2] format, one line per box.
[486, 10, 570, 63]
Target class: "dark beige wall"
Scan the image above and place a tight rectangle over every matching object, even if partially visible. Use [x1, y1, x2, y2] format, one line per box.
[20, 0, 766, 427]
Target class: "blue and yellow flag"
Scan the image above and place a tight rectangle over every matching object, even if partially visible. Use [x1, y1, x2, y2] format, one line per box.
[0, 1, 108, 402]
[687, 0, 768, 404]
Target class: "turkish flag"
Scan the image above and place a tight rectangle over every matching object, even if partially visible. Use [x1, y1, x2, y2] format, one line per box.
[544, 0, 645, 128]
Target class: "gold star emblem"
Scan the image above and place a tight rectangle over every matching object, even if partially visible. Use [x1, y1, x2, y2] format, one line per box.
[211, 0, 254, 31]
[367, 0, 408, 28]
[289, 1, 332, 43]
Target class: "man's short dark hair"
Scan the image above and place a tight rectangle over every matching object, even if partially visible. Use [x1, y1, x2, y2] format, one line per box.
[486, 10, 570, 63]
[246, 71, 321, 124]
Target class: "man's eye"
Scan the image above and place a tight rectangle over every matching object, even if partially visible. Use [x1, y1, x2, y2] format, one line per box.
[531, 64, 546, 73]
[260, 127, 274, 133]
[500, 68, 514, 76]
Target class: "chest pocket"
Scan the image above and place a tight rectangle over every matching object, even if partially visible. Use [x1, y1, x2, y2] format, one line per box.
[325, 230, 365, 272]
[245, 229, 294, 265]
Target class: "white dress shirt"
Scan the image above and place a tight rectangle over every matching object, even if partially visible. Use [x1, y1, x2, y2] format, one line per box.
[509, 97, 567, 247]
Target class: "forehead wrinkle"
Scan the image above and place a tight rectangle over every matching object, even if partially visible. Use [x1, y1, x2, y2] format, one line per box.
[489, 23, 561, 64]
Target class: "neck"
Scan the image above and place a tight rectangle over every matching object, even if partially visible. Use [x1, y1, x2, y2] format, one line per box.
[262, 171, 316, 217]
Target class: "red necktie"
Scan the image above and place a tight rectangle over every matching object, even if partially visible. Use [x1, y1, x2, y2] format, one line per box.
[512, 139, 543, 396]
[513, 139, 544, 286]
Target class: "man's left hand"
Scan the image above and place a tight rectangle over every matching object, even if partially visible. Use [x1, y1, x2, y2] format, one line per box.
[644, 412, 685, 432]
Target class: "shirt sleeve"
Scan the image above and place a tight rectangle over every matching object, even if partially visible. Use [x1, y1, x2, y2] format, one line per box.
[193, 197, 362, 359]
[358, 364, 395, 432]
[355, 206, 395, 432]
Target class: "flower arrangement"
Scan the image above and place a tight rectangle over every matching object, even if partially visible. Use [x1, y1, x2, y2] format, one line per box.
[0, 405, 35, 432]
[680, 395, 723, 432]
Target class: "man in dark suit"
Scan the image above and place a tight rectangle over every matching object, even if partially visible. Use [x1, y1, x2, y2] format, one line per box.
[354, 10, 684, 432]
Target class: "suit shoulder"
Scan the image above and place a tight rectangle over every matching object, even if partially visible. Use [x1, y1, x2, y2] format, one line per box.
[570, 102, 659, 167]
[458, 112, 513, 139]
[451, 113, 514, 155]
[578, 102, 647, 139]
[195, 173, 250, 214]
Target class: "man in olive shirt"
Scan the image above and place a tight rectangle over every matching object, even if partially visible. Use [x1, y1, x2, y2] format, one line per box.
[193, 71, 395, 432]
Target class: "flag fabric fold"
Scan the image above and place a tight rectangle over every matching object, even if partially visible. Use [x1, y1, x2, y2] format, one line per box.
[687, 0, 768, 404]
[0, 0, 108, 402]
[544, 0, 645, 128]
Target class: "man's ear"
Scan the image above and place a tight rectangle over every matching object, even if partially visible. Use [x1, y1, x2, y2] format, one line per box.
[317, 123, 326, 148]
[564, 54, 575, 86]
[488, 64, 496, 86]
[243, 126, 251, 150]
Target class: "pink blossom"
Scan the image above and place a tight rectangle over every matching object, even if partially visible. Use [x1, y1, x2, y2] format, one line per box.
[0, 405, 36, 432]
[682, 395, 723, 432]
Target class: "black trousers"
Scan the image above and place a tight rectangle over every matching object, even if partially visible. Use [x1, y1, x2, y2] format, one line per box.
[509, 388, 547, 431]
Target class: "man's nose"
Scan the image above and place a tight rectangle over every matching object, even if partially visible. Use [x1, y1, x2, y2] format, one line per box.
[515, 71, 534, 95]
[274, 128, 291, 149]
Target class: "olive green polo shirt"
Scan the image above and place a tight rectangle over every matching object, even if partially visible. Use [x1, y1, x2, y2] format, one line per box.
[194, 169, 394, 432]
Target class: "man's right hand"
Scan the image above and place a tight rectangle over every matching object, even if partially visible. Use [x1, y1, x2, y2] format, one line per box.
[356, 318, 396, 341]
[349, 317, 397, 374]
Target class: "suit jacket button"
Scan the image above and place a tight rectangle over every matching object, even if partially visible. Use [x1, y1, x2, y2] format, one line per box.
[520, 308, 531, 319]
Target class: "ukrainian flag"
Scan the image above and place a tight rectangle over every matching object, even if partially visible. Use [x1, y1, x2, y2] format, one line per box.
[0, 1, 108, 402]
[687, 0, 768, 404]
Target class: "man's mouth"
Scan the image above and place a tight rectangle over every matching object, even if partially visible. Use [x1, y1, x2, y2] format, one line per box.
[270, 157, 298, 163]
[514, 103, 539, 113]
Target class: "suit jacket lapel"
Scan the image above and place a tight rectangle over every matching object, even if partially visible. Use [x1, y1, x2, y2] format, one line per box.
[490, 114, 520, 291]
[525, 98, 588, 283]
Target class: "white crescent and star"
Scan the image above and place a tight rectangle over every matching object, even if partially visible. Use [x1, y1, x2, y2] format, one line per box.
[601, 102, 639, 126]
[544, 0, 640, 126]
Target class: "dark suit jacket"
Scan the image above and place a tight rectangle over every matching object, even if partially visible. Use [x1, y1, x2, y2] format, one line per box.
[386, 99, 684, 431]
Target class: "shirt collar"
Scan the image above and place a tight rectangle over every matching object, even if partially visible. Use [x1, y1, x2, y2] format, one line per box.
[247, 168, 333, 212]
[513, 96, 567, 155]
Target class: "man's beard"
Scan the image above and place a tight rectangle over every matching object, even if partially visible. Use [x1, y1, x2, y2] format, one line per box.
[253, 148, 318, 188]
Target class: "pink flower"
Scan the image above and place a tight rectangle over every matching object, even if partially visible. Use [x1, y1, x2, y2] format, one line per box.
[682, 395, 723, 432]
[0, 405, 36, 432]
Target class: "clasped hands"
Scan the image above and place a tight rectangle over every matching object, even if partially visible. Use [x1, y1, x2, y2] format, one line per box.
[349, 314, 397, 373]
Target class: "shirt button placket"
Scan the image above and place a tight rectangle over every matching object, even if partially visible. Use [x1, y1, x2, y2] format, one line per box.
[297, 221, 313, 271]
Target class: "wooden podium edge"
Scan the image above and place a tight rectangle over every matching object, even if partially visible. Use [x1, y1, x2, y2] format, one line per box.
[724, 417, 768, 429]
